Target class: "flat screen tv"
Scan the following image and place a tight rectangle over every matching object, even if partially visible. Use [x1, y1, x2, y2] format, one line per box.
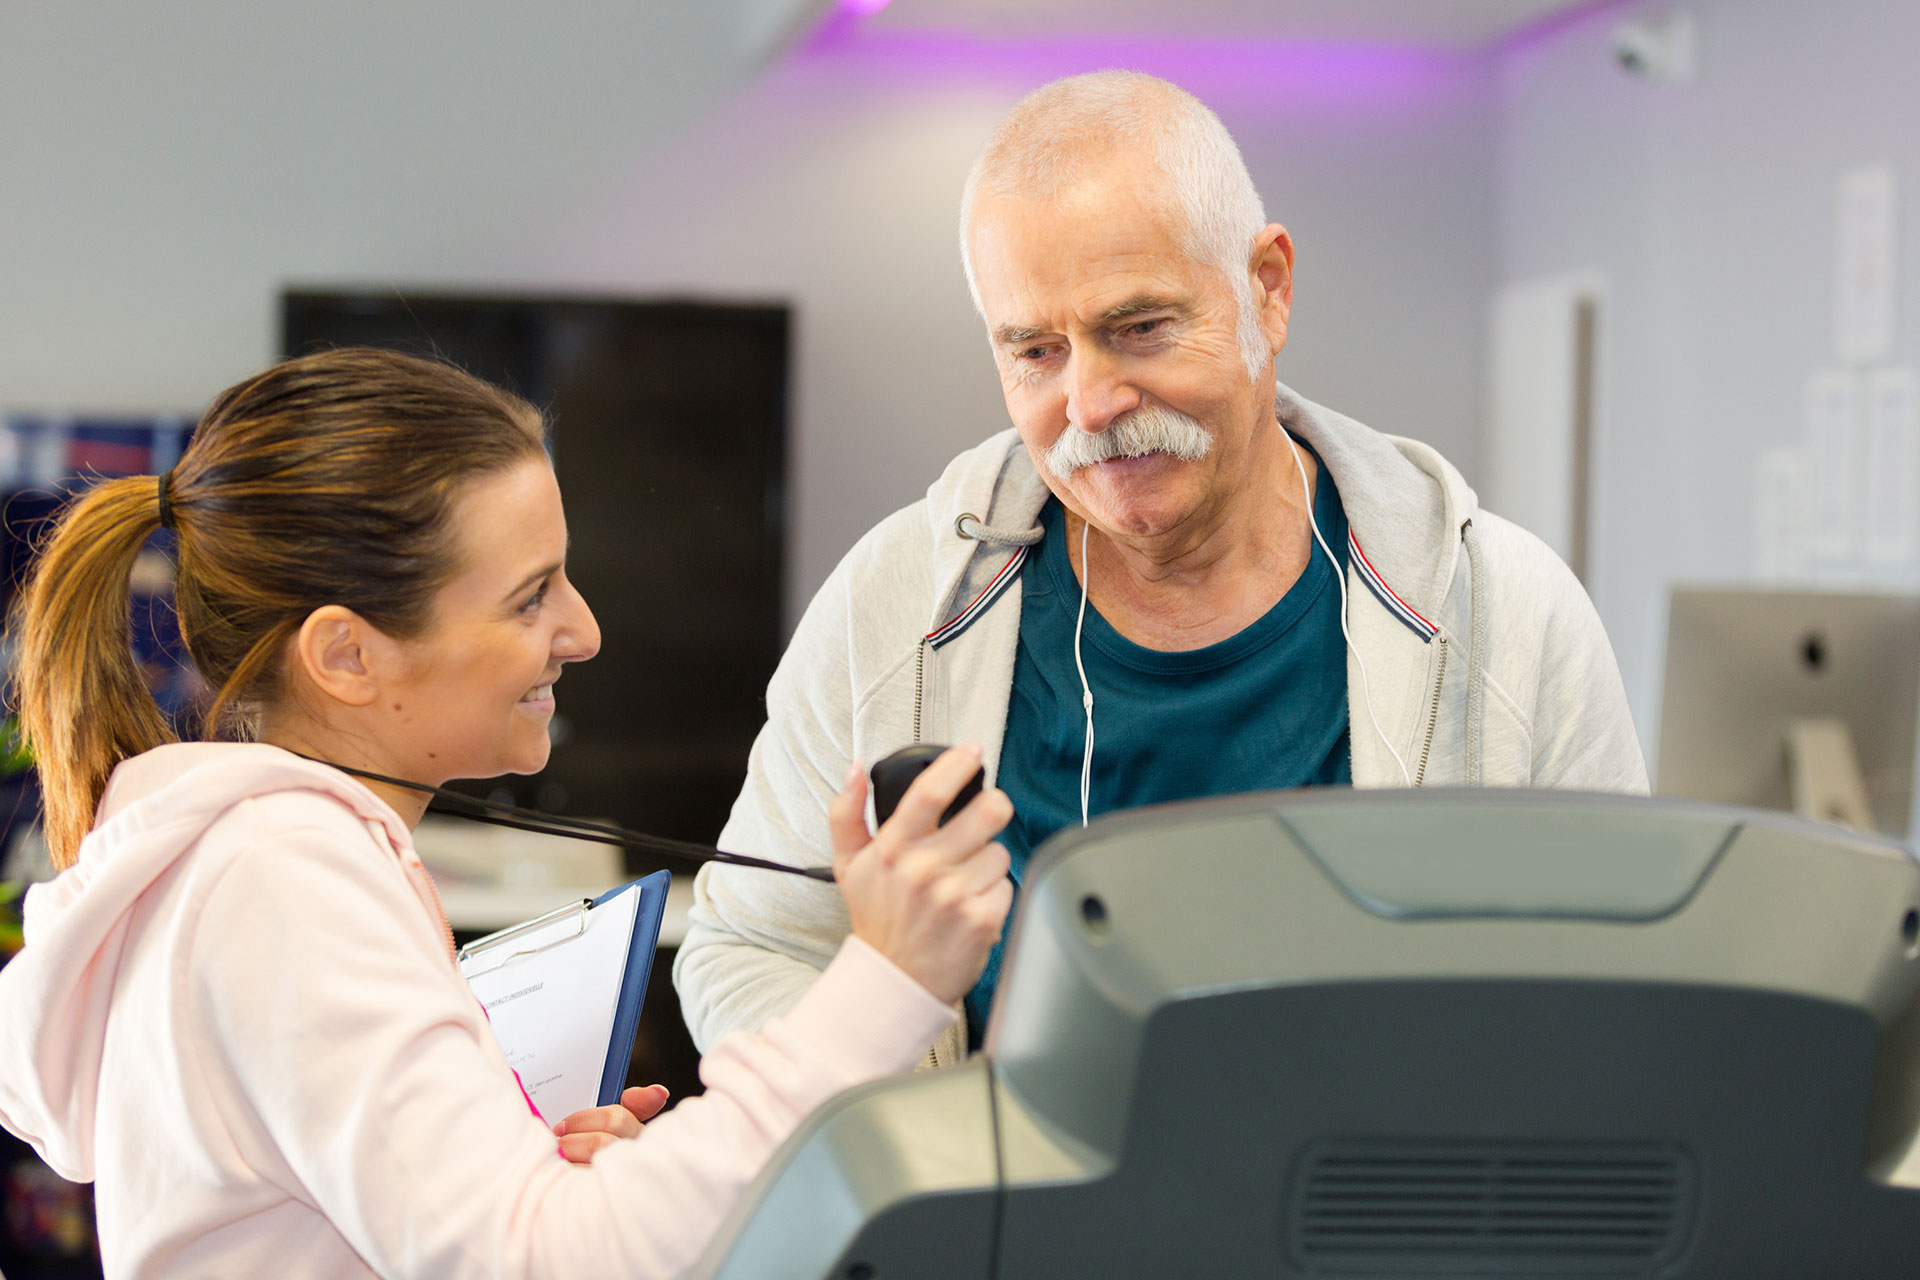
[283, 290, 789, 854]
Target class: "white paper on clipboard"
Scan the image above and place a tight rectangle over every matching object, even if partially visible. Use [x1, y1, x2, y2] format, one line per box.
[460, 887, 642, 1123]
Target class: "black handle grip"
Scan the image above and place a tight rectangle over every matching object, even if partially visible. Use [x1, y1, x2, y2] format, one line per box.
[870, 744, 985, 828]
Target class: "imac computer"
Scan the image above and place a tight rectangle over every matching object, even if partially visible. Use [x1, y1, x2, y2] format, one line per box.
[1658, 587, 1920, 839]
[690, 788, 1920, 1279]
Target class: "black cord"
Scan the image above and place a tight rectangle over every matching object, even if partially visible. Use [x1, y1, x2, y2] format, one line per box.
[307, 757, 837, 883]
[984, 1056, 1008, 1280]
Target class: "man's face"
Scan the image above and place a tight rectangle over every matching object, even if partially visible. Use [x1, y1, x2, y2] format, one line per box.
[969, 160, 1288, 544]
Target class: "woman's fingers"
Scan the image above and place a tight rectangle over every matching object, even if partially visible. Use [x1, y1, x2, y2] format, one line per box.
[880, 746, 987, 842]
[833, 745, 995, 870]
[558, 1131, 620, 1164]
[833, 743, 1016, 1003]
[884, 837, 1011, 907]
[554, 1106, 629, 1165]
[553, 1101, 641, 1141]
[549, 1086, 671, 1165]
[978, 878, 1015, 937]
[828, 761, 870, 861]
[954, 841, 1012, 895]
[620, 1084, 670, 1124]
[912, 788, 1015, 866]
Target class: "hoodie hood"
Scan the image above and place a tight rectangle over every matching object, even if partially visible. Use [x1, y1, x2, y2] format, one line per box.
[0, 743, 423, 1180]
[917, 380, 1481, 639]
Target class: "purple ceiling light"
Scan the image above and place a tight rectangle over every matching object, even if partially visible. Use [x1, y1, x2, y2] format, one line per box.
[792, 25, 1471, 107]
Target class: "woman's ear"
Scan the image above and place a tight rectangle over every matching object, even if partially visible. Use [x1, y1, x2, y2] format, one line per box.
[290, 606, 386, 709]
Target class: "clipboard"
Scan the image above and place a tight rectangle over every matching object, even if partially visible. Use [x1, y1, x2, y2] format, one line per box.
[458, 869, 671, 1119]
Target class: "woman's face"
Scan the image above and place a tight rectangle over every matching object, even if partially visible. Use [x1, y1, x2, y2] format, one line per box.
[377, 457, 600, 785]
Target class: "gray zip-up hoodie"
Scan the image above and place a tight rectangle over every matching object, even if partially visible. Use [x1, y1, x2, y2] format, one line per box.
[675, 383, 1648, 1065]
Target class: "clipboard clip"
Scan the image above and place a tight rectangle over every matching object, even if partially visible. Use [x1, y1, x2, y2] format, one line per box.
[457, 897, 592, 978]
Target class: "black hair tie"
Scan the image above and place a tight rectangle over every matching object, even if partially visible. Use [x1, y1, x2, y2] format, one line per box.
[156, 470, 176, 531]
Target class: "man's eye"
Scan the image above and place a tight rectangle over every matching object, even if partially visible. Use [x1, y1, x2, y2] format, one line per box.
[1019, 345, 1050, 360]
[1128, 319, 1162, 336]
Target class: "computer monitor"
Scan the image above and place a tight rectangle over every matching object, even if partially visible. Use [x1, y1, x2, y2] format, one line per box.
[1658, 587, 1920, 839]
[280, 291, 790, 849]
[691, 788, 1920, 1279]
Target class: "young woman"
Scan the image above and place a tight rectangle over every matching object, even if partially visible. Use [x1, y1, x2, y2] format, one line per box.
[0, 349, 1014, 1278]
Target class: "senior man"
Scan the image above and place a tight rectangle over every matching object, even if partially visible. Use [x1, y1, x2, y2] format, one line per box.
[676, 70, 1647, 1063]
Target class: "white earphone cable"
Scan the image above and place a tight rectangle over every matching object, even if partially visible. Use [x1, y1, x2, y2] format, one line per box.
[1069, 428, 1412, 832]
[1074, 517, 1095, 827]
[1283, 431, 1412, 785]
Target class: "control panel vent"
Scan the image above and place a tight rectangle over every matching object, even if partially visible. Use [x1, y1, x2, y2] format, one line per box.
[1286, 1140, 1695, 1275]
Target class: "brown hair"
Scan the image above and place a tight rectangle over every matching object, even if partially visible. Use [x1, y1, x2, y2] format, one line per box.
[9, 348, 548, 866]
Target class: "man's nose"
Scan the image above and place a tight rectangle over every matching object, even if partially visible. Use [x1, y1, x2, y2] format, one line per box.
[1063, 345, 1142, 435]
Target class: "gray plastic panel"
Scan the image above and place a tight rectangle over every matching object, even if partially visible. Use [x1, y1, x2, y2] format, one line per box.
[1281, 794, 1737, 919]
[689, 1061, 1000, 1280]
[703, 790, 1920, 1279]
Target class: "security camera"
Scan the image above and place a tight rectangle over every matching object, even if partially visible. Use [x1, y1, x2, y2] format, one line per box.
[1609, 25, 1660, 75]
[1609, 11, 1696, 84]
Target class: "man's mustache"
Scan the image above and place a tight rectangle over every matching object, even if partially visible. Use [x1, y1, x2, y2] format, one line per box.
[1045, 405, 1214, 480]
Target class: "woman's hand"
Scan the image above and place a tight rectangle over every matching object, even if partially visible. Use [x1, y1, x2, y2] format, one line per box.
[828, 744, 1015, 1005]
[552, 1084, 671, 1164]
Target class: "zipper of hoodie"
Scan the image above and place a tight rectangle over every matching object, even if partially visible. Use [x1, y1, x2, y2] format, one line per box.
[912, 637, 928, 743]
[1413, 635, 1449, 787]
[914, 635, 952, 1071]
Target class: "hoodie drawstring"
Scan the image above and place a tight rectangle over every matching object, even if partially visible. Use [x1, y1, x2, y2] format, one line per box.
[955, 513, 1042, 546]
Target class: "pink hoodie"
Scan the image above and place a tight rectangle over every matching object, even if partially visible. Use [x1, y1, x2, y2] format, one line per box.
[0, 743, 953, 1278]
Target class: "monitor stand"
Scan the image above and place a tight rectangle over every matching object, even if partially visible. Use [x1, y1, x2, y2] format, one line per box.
[1788, 715, 1878, 830]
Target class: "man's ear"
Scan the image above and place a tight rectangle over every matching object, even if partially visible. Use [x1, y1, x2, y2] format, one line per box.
[1249, 223, 1295, 356]
[290, 605, 387, 709]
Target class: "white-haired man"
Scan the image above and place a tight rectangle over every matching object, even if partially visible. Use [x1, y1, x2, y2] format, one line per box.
[676, 71, 1647, 1062]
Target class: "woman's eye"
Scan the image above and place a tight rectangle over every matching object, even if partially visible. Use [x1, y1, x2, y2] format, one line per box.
[520, 583, 549, 614]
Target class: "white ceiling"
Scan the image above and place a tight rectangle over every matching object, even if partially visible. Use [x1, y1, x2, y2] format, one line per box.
[864, 0, 1602, 50]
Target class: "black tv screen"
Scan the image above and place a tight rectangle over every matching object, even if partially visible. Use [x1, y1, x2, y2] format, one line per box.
[282, 290, 789, 853]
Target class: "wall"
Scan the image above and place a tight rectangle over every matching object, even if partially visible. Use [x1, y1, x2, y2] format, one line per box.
[540, 27, 1501, 613]
[1, 7, 1500, 628]
[0, 0, 778, 407]
[1494, 0, 1920, 764]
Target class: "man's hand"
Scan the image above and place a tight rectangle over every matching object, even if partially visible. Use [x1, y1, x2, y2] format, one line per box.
[829, 744, 1015, 1005]
[552, 1084, 671, 1164]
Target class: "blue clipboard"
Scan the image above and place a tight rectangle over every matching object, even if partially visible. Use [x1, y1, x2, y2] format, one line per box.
[592, 869, 671, 1106]
[459, 868, 672, 1113]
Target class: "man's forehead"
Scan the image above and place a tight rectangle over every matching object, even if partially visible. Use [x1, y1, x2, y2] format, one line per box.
[974, 160, 1174, 243]
[974, 208, 1205, 333]
[971, 171, 1197, 314]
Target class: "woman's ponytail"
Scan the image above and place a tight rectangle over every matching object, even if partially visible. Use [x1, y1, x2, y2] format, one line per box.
[10, 477, 178, 867]
[8, 349, 546, 868]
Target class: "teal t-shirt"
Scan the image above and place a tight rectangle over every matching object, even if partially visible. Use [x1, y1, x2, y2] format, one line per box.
[968, 445, 1352, 1044]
